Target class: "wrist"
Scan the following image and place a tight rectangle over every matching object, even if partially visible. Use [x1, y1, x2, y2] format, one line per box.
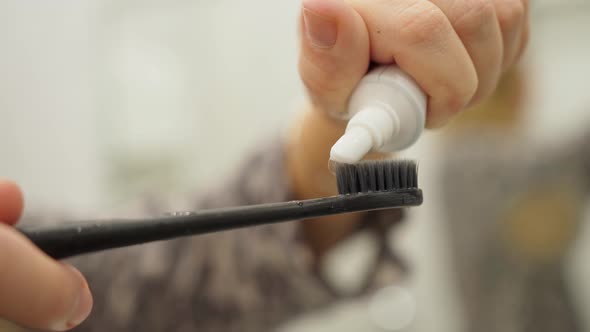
[286, 103, 346, 200]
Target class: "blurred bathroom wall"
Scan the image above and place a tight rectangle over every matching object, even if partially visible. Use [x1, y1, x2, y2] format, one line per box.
[0, 1, 103, 214]
[95, 0, 303, 205]
[0, 0, 302, 215]
[521, 0, 590, 145]
[286, 1, 590, 331]
[403, 2, 590, 332]
[528, 2, 590, 330]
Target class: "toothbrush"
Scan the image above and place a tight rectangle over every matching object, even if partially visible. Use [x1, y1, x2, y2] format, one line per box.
[330, 65, 427, 164]
[18, 160, 422, 260]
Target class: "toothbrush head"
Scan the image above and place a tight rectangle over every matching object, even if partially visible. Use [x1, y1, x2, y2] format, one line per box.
[334, 159, 418, 195]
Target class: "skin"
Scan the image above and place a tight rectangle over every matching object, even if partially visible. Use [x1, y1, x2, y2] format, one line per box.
[0, 180, 92, 331]
[1, 0, 528, 330]
[291, 0, 528, 254]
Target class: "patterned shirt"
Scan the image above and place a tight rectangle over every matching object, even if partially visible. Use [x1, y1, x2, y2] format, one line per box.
[13, 140, 404, 332]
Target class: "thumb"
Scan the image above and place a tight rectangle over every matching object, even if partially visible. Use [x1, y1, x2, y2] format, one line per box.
[0, 180, 92, 330]
[298, 0, 370, 117]
[0, 179, 24, 226]
[0, 225, 93, 331]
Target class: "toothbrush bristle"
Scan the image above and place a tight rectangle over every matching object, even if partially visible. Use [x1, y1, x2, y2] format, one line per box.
[335, 160, 418, 195]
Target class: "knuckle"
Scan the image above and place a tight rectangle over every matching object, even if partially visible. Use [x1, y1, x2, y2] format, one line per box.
[520, 23, 530, 50]
[396, 3, 450, 46]
[298, 54, 340, 95]
[444, 75, 478, 113]
[453, 0, 496, 36]
[471, 80, 496, 105]
[512, 24, 530, 65]
[495, 0, 525, 30]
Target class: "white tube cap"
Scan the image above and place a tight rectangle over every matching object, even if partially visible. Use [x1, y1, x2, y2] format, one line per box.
[329, 65, 427, 164]
[330, 106, 397, 163]
[330, 126, 373, 164]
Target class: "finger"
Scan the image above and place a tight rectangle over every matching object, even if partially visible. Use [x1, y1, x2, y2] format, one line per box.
[514, 0, 530, 62]
[349, 0, 478, 128]
[429, 0, 504, 104]
[0, 179, 24, 226]
[493, 0, 526, 70]
[0, 224, 93, 331]
[299, 0, 370, 117]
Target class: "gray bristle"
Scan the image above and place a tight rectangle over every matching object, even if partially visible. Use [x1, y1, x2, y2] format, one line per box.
[335, 160, 418, 195]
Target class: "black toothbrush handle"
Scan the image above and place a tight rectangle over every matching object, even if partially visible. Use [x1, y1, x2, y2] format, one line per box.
[18, 190, 422, 260]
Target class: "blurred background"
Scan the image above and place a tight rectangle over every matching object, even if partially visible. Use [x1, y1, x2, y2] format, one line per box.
[2, 0, 590, 331]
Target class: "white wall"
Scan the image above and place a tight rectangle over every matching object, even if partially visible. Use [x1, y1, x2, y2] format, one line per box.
[0, 0, 303, 214]
[0, 1, 103, 215]
[95, 0, 303, 205]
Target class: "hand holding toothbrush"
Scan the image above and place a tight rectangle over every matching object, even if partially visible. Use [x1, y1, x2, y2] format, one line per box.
[0, 180, 92, 331]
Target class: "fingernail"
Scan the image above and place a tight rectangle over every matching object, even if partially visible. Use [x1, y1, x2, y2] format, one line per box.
[50, 266, 93, 331]
[302, 8, 337, 48]
[66, 279, 93, 329]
